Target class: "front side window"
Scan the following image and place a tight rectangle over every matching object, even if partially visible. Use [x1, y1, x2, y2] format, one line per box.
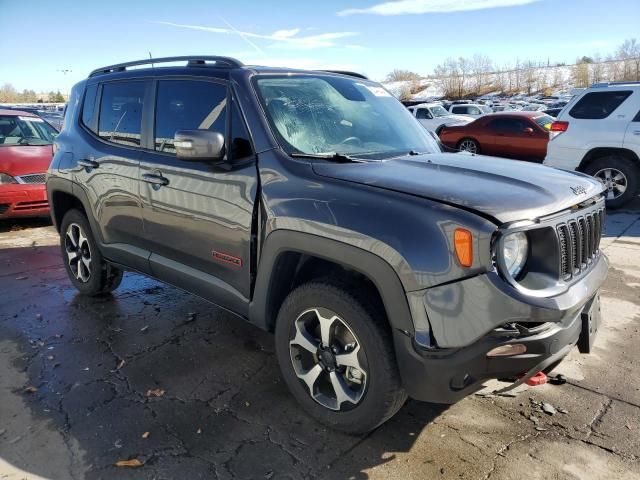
[0, 115, 57, 146]
[569, 91, 632, 120]
[452, 106, 464, 114]
[98, 81, 146, 147]
[230, 97, 253, 161]
[154, 80, 227, 154]
[255, 75, 439, 159]
[488, 118, 527, 132]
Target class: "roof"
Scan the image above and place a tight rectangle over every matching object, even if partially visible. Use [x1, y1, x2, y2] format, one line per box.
[482, 111, 551, 119]
[0, 109, 38, 117]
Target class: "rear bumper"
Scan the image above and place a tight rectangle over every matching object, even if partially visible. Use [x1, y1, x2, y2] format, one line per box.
[0, 184, 49, 218]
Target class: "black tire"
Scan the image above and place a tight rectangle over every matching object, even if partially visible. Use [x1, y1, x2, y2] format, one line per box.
[457, 137, 480, 154]
[59, 209, 123, 295]
[275, 279, 407, 435]
[583, 155, 639, 209]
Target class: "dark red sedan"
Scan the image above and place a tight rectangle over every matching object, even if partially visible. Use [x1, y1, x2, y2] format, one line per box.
[0, 109, 57, 219]
[438, 112, 554, 162]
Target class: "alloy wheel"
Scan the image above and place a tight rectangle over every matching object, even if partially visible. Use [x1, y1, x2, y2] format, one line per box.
[289, 307, 368, 411]
[594, 167, 628, 200]
[64, 223, 92, 282]
[459, 139, 477, 154]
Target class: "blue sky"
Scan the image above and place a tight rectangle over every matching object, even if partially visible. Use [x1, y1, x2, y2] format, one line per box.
[1, 0, 638, 93]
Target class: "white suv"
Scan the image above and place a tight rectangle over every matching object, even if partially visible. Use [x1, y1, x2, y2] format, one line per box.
[544, 82, 640, 208]
[448, 103, 492, 118]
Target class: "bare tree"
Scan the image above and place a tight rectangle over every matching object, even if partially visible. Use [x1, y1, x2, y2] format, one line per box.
[385, 69, 421, 82]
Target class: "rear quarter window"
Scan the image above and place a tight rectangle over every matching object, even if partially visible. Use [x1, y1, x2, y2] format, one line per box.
[81, 84, 98, 133]
[569, 91, 632, 120]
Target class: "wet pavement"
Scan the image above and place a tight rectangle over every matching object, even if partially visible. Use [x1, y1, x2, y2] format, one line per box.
[1, 202, 639, 480]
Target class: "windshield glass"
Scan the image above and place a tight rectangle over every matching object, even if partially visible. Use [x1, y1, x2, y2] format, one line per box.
[430, 105, 449, 117]
[255, 75, 440, 159]
[533, 115, 554, 130]
[0, 115, 57, 146]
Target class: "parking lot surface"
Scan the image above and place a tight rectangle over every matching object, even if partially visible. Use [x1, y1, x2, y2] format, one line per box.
[1, 202, 639, 480]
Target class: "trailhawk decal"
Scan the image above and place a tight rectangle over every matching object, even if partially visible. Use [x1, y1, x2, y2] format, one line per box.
[212, 250, 243, 267]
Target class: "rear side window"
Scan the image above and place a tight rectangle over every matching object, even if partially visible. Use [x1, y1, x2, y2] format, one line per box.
[98, 82, 146, 147]
[569, 91, 632, 120]
[468, 106, 481, 115]
[154, 80, 227, 154]
[634, 109, 640, 122]
[81, 84, 98, 133]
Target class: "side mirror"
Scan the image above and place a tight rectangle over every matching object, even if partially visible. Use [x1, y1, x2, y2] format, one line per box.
[174, 130, 225, 162]
[523, 127, 534, 135]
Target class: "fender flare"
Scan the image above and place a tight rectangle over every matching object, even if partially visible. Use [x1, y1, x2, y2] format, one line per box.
[249, 229, 415, 335]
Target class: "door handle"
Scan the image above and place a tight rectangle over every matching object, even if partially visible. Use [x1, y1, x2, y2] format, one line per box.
[633, 130, 640, 135]
[78, 159, 99, 169]
[142, 173, 169, 187]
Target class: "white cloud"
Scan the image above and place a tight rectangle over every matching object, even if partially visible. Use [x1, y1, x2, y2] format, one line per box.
[338, 0, 541, 16]
[153, 21, 358, 49]
[272, 28, 301, 39]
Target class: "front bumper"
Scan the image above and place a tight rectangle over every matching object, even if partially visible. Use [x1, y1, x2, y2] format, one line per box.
[0, 184, 49, 218]
[395, 254, 608, 404]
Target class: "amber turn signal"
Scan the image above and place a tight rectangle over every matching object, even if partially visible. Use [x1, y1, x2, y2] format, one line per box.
[454, 228, 473, 267]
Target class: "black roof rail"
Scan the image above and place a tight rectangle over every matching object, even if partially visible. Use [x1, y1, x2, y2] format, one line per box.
[320, 70, 369, 80]
[89, 56, 244, 77]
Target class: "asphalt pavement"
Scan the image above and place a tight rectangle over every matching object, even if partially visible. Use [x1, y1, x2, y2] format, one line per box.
[0, 200, 639, 480]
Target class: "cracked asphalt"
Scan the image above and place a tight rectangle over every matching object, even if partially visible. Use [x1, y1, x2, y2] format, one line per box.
[1, 200, 639, 480]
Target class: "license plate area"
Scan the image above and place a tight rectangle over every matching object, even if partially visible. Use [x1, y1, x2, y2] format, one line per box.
[578, 294, 601, 354]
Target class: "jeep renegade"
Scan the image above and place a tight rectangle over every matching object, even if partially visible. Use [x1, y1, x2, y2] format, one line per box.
[47, 56, 608, 434]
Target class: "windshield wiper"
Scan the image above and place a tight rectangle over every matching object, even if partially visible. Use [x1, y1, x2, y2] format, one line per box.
[290, 152, 365, 163]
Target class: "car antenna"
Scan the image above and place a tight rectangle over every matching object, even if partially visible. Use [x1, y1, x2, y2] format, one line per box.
[149, 51, 154, 68]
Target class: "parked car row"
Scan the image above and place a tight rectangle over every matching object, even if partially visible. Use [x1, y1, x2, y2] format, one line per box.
[423, 82, 640, 208]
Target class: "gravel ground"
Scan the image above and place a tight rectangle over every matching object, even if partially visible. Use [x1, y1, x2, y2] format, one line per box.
[0, 200, 639, 480]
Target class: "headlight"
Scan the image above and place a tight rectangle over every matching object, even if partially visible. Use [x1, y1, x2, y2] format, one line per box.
[0, 173, 17, 184]
[502, 232, 528, 278]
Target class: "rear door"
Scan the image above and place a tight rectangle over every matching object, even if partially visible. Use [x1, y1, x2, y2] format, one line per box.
[139, 77, 258, 309]
[75, 79, 151, 271]
[623, 99, 640, 158]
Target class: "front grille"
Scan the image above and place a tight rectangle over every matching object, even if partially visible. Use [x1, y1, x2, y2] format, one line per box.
[17, 173, 47, 184]
[0, 203, 9, 214]
[557, 208, 604, 280]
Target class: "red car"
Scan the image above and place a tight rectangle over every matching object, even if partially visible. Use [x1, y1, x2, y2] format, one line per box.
[438, 111, 554, 162]
[0, 109, 57, 219]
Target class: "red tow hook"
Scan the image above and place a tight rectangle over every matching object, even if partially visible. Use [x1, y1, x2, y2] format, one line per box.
[524, 371, 547, 386]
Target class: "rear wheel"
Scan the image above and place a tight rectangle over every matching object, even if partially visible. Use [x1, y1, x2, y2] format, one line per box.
[583, 156, 639, 209]
[457, 138, 480, 154]
[60, 209, 123, 295]
[275, 280, 407, 434]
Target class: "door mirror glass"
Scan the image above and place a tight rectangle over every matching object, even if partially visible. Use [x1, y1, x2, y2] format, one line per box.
[174, 130, 225, 162]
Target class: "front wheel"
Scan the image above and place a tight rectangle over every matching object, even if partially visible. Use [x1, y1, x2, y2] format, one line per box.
[457, 138, 480, 154]
[60, 209, 123, 295]
[275, 280, 407, 434]
[583, 156, 639, 209]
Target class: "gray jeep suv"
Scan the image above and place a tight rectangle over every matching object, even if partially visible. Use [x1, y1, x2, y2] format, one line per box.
[46, 56, 608, 434]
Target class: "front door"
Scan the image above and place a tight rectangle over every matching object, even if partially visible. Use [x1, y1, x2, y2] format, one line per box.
[139, 78, 258, 309]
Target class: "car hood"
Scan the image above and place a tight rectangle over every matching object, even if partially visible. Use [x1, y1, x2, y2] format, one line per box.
[312, 153, 605, 224]
[0, 145, 53, 176]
